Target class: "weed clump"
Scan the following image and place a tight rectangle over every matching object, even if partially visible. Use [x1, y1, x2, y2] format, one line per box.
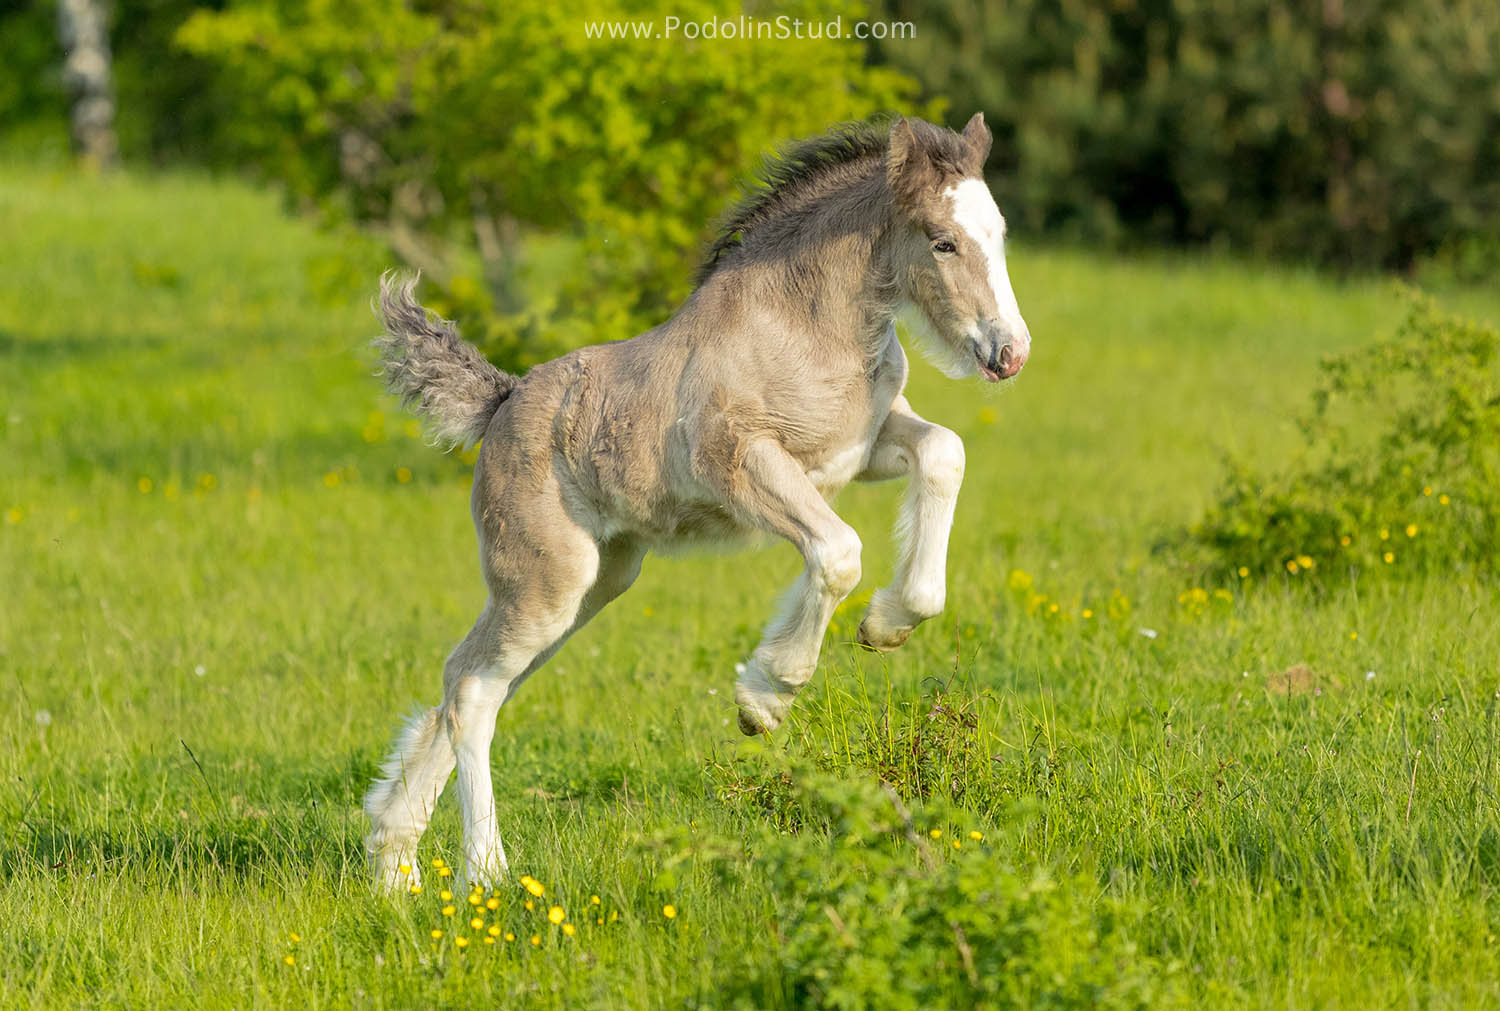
[1189, 296, 1500, 581]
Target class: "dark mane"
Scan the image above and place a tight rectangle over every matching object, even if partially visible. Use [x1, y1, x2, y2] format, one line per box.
[694, 117, 972, 287]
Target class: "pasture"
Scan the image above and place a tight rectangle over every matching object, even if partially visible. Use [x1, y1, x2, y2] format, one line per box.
[4, 164, 1500, 1008]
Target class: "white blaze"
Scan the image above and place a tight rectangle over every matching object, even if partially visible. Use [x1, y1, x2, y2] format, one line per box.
[945, 178, 1023, 323]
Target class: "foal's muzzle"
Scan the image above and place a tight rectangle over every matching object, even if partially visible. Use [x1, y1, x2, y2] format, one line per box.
[973, 320, 1031, 382]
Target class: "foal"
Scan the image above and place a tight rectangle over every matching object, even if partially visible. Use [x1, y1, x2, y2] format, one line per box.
[364, 113, 1031, 890]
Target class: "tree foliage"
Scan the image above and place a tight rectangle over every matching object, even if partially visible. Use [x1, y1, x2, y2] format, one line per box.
[175, 0, 924, 365]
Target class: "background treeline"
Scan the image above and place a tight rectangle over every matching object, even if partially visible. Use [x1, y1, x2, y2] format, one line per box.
[5, 0, 1498, 361]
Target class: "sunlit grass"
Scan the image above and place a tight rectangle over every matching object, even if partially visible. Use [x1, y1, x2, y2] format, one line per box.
[3, 164, 1500, 1007]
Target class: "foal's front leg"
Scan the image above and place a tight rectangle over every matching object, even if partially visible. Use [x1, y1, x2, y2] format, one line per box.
[855, 397, 966, 650]
[727, 439, 863, 735]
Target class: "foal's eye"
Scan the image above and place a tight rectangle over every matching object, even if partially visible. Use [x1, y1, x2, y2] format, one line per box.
[931, 240, 957, 256]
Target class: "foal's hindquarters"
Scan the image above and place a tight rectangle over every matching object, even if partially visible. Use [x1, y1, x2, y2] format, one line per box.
[363, 364, 646, 891]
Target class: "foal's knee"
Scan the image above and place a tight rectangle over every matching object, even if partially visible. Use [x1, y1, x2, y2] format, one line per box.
[918, 427, 965, 499]
[814, 527, 862, 598]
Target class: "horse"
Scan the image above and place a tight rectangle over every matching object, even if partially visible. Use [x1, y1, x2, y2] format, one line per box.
[363, 113, 1031, 890]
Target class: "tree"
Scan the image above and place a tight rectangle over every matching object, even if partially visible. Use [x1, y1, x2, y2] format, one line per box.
[56, 0, 118, 167]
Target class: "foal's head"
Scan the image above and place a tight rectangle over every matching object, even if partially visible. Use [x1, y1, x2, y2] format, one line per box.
[888, 114, 1030, 382]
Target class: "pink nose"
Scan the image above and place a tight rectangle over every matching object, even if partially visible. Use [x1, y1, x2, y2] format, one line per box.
[999, 327, 1030, 378]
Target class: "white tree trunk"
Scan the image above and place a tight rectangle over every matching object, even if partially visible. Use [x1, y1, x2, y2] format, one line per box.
[57, 0, 118, 167]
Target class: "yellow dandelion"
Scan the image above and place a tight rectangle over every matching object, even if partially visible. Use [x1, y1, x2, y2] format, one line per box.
[562, 923, 576, 937]
[597, 917, 604, 925]
[1384, 551, 1395, 564]
[440, 889, 452, 902]
[470, 917, 484, 930]
[524, 900, 534, 911]
[323, 471, 340, 487]
[928, 829, 942, 840]
[1007, 569, 1033, 592]
[484, 936, 495, 944]
[1405, 524, 1418, 538]
[468, 893, 482, 906]
[1238, 566, 1250, 578]
[530, 935, 541, 946]
[486, 897, 500, 910]
[442, 905, 456, 917]
[408, 884, 422, 895]
[283, 955, 295, 966]
[430, 929, 443, 940]
[1285, 559, 1299, 574]
[396, 467, 412, 483]
[610, 910, 619, 923]
[590, 895, 601, 906]
[952, 840, 961, 849]
[398, 863, 411, 876]
[454, 936, 469, 949]
[505, 932, 515, 942]
[662, 905, 677, 919]
[969, 830, 983, 841]
[526, 880, 544, 897]
[488, 924, 502, 937]
[438, 866, 452, 878]
[288, 932, 301, 944]
[1081, 608, 1094, 618]
[431, 857, 445, 868]
[1296, 555, 1314, 569]
[137, 477, 153, 494]
[548, 906, 565, 925]
[1349, 631, 1358, 640]
[1379, 528, 1390, 540]
[1423, 485, 1433, 496]
[4, 507, 21, 525]
[1340, 535, 1351, 547]
[1440, 494, 1451, 506]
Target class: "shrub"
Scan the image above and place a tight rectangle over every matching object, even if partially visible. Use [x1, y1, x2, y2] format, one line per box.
[721, 775, 1183, 1010]
[1187, 296, 1500, 581]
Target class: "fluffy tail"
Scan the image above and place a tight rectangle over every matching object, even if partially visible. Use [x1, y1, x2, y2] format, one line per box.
[373, 272, 517, 448]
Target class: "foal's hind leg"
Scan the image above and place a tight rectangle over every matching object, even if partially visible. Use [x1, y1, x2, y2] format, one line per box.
[724, 439, 863, 735]
[853, 396, 965, 650]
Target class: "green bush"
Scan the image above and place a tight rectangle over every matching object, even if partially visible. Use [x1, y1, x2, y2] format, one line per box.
[1187, 296, 1500, 581]
[174, 0, 923, 368]
[876, 0, 1500, 271]
[721, 775, 1183, 1010]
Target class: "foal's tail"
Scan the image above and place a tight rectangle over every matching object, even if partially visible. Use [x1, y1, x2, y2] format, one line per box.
[373, 272, 517, 448]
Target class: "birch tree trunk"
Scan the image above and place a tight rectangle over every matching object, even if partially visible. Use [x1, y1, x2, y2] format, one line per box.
[57, 0, 118, 168]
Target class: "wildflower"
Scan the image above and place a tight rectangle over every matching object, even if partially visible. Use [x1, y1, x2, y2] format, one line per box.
[1379, 528, 1390, 540]
[398, 864, 411, 876]
[323, 472, 340, 487]
[283, 955, 295, 966]
[928, 829, 942, 840]
[523, 877, 545, 898]
[663, 905, 677, 919]
[597, 917, 605, 925]
[408, 884, 422, 895]
[969, 831, 984, 841]
[1439, 494, 1451, 506]
[590, 895, 601, 906]
[1405, 524, 1418, 538]
[1007, 569, 1032, 592]
[442, 905, 456, 917]
[1139, 627, 1158, 639]
[562, 923, 576, 937]
[1285, 559, 1299, 574]
[4, 507, 21, 525]
[396, 467, 412, 484]
[1081, 608, 1094, 619]
[1296, 555, 1314, 569]
[484, 936, 495, 944]
[440, 890, 452, 902]
[1365, 671, 1376, 681]
[488, 925, 502, 937]
[454, 937, 469, 949]
[430, 929, 443, 940]
[438, 866, 452, 878]
[288, 933, 301, 943]
[470, 917, 484, 930]
[1349, 632, 1358, 641]
[1423, 486, 1433, 496]
[486, 897, 500, 910]
[530, 935, 541, 946]
[1340, 535, 1352, 547]
[431, 857, 445, 869]
[137, 477, 152, 494]
[1047, 602, 1059, 614]
[951, 840, 961, 849]
[525, 900, 534, 911]
[504, 932, 515, 942]
[609, 910, 619, 923]
[1238, 566, 1250, 578]
[1384, 552, 1395, 564]
[467, 892, 482, 906]
[548, 906, 565, 925]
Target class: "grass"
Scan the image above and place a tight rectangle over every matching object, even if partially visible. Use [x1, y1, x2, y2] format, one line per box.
[3, 163, 1500, 1008]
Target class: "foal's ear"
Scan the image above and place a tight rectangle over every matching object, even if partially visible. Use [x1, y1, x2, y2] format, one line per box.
[888, 116, 935, 210]
[961, 111, 992, 175]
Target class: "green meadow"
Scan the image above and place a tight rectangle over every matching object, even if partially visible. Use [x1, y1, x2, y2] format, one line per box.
[4, 165, 1500, 1008]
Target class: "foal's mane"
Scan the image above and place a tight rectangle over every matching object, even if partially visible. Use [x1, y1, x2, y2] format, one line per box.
[694, 117, 969, 286]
